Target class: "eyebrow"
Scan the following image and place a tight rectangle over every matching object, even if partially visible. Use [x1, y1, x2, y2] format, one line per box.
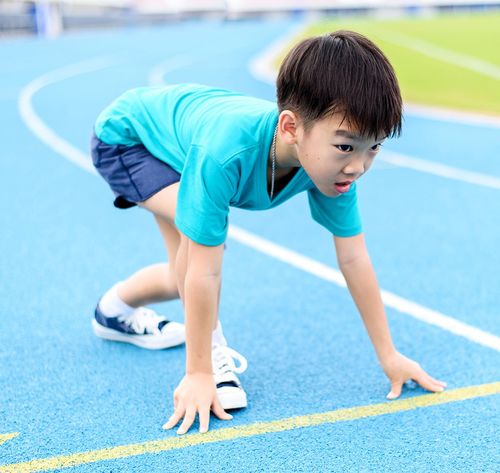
[334, 130, 362, 141]
[334, 130, 388, 142]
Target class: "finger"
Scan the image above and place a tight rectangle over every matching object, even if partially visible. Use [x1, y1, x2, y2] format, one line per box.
[428, 376, 447, 388]
[211, 397, 233, 420]
[162, 404, 185, 430]
[198, 406, 211, 434]
[177, 407, 197, 435]
[387, 381, 403, 400]
[414, 373, 445, 393]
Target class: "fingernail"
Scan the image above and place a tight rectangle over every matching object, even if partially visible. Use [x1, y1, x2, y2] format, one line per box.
[437, 386, 444, 392]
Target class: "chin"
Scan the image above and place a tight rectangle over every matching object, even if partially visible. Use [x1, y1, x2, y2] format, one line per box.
[319, 186, 338, 198]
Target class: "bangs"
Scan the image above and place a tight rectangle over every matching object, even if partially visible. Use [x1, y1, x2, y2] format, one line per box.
[277, 31, 403, 139]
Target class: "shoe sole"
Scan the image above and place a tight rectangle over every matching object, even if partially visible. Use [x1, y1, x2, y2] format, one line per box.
[217, 387, 248, 410]
[91, 319, 185, 350]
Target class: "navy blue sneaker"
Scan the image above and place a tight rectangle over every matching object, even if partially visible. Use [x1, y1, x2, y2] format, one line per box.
[92, 302, 185, 350]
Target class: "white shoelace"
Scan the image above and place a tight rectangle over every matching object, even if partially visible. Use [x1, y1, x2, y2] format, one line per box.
[117, 307, 164, 334]
[212, 344, 248, 376]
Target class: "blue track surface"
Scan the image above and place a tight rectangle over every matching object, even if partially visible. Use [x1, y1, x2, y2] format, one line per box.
[1, 18, 499, 472]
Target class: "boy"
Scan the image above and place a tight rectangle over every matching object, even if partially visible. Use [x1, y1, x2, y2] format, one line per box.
[90, 30, 447, 436]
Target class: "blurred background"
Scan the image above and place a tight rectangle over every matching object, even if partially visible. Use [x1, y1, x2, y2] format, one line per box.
[1, 0, 499, 117]
[2, 0, 499, 38]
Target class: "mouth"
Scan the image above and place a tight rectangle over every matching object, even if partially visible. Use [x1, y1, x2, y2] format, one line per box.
[334, 180, 353, 194]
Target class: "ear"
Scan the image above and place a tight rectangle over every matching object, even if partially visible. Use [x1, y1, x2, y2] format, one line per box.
[278, 110, 300, 145]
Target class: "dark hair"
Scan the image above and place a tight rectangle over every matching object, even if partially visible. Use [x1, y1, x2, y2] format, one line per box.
[276, 30, 402, 138]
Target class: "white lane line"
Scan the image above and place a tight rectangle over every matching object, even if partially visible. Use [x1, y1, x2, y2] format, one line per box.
[248, 19, 315, 86]
[18, 54, 191, 175]
[228, 225, 500, 353]
[148, 56, 193, 86]
[18, 56, 123, 175]
[249, 22, 500, 129]
[18, 55, 500, 355]
[379, 150, 500, 190]
[373, 31, 500, 81]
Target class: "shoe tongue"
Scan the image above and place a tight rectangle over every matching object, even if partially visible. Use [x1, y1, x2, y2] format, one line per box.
[157, 320, 170, 331]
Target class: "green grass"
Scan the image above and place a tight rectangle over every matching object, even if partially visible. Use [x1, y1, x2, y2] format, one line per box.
[276, 12, 500, 116]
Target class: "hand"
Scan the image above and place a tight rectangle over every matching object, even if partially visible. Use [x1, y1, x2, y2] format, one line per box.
[380, 351, 447, 400]
[162, 373, 233, 435]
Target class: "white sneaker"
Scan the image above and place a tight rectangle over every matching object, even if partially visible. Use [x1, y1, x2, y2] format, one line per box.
[212, 344, 248, 410]
[92, 302, 185, 350]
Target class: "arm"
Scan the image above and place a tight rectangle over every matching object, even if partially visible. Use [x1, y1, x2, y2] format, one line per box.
[163, 235, 232, 435]
[334, 233, 396, 361]
[183, 235, 223, 374]
[334, 233, 447, 398]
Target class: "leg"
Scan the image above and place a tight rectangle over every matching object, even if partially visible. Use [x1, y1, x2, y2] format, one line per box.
[115, 182, 218, 331]
[93, 184, 187, 350]
[106, 183, 245, 408]
[117, 216, 180, 307]
[116, 183, 181, 308]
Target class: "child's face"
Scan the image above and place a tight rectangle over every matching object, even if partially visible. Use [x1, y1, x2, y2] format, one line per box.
[295, 113, 385, 197]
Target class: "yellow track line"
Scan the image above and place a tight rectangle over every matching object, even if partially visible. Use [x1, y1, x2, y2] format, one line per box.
[0, 433, 19, 447]
[1, 382, 498, 472]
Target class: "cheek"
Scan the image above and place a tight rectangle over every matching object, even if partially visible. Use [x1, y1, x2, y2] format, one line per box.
[298, 148, 317, 171]
[299, 146, 342, 178]
[302, 153, 324, 173]
[307, 158, 340, 183]
[364, 157, 376, 173]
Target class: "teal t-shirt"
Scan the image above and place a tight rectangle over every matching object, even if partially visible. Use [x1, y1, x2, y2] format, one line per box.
[94, 83, 362, 246]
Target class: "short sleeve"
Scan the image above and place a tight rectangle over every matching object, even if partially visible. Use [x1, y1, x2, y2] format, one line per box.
[174, 145, 235, 246]
[307, 182, 362, 237]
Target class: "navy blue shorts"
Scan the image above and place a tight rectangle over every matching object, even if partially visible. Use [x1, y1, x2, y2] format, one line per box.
[90, 132, 181, 209]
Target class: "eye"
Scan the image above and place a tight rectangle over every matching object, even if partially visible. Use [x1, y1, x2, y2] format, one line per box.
[371, 143, 383, 151]
[335, 144, 353, 152]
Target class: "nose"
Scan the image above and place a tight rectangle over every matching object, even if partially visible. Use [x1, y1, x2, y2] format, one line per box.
[343, 155, 365, 178]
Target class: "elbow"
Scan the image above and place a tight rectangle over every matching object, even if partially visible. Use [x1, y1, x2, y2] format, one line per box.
[334, 233, 370, 272]
[337, 253, 371, 273]
[183, 270, 220, 301]
[185, 267, 221, 283]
